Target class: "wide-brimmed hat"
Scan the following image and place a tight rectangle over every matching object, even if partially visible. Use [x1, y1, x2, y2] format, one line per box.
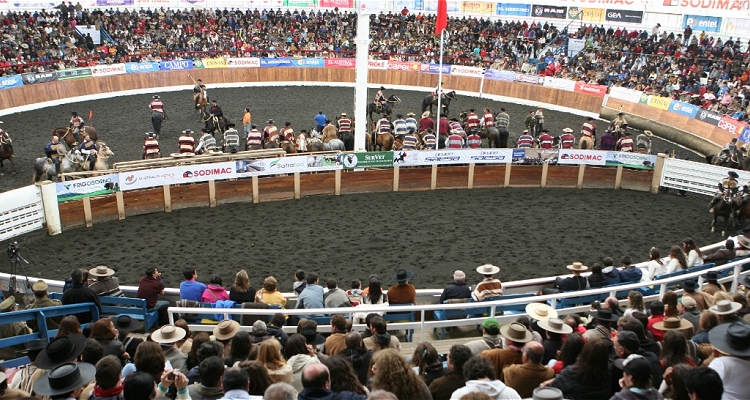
[562, 128, 573, 133]
[683, 280, 698, 291]
[652, 317, 693, 331]
[36, 334, 87, 369]
[703, 271, 721, 280]
[566, 262, 588, 271]
[526, 303, 557, 321]
[537, 318, 573, 335]
[728, 171, 740, 179]
[644, 130, 653, 136]
[421, 111, 431, 118]
[590, 309, 619, 322]
[710, 300, 742, 315]
[88, 265, 115, 277]
[0, 296, 16, 312]
[150, 325, 187, 344]
[476, 264, 500, 275]
[499, 322, 534, 343]
[301, 329, 326, 346]
[113, 315, 142, 332]
[523, 387, 565, 400]
[407, 112, 415, 116]
[709, 322, 750, 356]
[340, 112, 347, 116]
[32, 280, 48, 292]
[33, 362, 96, 397]
[392, 269, 414, 283]
[16, 339, 48, 356]
[213, 320, 241, 341]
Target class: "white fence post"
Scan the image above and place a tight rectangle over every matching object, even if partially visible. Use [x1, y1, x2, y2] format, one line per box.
[38, 181, 61, 236]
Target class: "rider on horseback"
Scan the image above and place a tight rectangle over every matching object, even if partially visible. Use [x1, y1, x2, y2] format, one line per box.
[280, 122, 296, 143]
[69, 111, 84, 144]
[321, 119, 337, 143]
[178, 129, 196, 154]
[465, 109, 480, 134]
[79, 132, 97, 171]
[193, 79, 207, 102]
[209, 99, 223, 118]
[719, 138, 740, 164]
[405, 112, 417, 133]
[264, 119, 279, 144]
[710, 170, 740, 213]
[393, 114, 408, 139]
[44, 135, 61, 176]
[0, 121, 11, 153]
[374, 86, 386, 112]
[432, 81, 443, 103]
[559, 128, 576, 149]
[150, 95, 166, 117]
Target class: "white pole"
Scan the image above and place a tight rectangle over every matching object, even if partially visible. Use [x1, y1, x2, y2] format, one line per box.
[479, 67, 486, 98]
[354, 6, 371, 152]
[38, 181, 61, 235]
[435, 29, 445, 143]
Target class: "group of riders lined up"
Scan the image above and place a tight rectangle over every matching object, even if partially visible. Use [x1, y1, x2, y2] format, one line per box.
[708, 170, 750, 233]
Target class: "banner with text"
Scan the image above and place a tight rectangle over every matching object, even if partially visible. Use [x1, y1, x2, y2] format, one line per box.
[450, 65, 483, 77]
[512, 149, 558, 165]
[159, 60, 194, 71]
[387, 60, 421, 72]
[56, 68, 92, 80]
[56, 174, 120, 202]
[605, 151, 657, 170]
[724, 18, 750, 35]
[235, 155, 342, 177]
[496, 3, 530, 16]
[91, 64, 126, 77]
[568, 7, 604, 22]
[0, 75, 23, 90]
[461, 0, 493, 14]
[694, 108, 722, 127]
[291, 58, 324, 68]
[124, 61, 160, 73]
[21, 71, 57, 85]
[608, 86, 644, 104]
[368, 59, 388, 70]
[543, 76, 576, 92]
[718, 116, 749, 137]
[484, 69, 515, 82]
[574, 81, 607, 97]
[420, 63, 451, 74]
[684, 14, 722, 33]
[324, 58, 356, 68]
[260, 58, 293, 68]
[531, 5, 566, 19]
[604, 9, 643, 24]
[668, 100, 700, 118]
[227, 57, 261, 68]
[558, 149, 607, 166]
[119, 162, 236, 191]
[341, 152, 393, 169]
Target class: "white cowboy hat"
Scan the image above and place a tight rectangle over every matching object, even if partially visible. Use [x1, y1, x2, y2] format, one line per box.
[421, 111, 431, 118]
[537, 318, 573, 335]
[150, 325, 186, 344]
[562, 128, 573, 133]
[213, 319, 241, 340]
[526, 303, 558, 321]
[566, 262, 588, 271]
[499, 322, 534, 343]
[476, 264, 500, 275]
[88, 265, 115, 277]
[644, 130, 654, 136]
[710, 300, 742, 315]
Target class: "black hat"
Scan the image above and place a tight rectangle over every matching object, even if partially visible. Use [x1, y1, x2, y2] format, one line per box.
[285, 122, 291, 126]
[729, 171, 740, 179]
[113, 315, 142, 332]
[615, 331, 641, 354]
[703, 271, 720, 281]
[16, 339, 48, 356]
[392, 269, 414, 283]
[683, 279, 698, 292]
[251, 124, 257, 129]
[36, 334, 87, 369]
[301, 329, 325, 346]
[152, 95, 159, 99]
[212, 99, 217, 103]
[201, 128, 211, 133]
[267, 119, 274, 124]
[590, 309, 619, 322]
[33, 362, 96, 397]
[226, 123, 236, 128]
[380, 86, 385, 90]
[71, 111, 78, 115]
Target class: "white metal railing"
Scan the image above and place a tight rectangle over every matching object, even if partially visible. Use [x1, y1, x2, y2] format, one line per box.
[0, 185, 46, 242]
[660, 157, 750, 197]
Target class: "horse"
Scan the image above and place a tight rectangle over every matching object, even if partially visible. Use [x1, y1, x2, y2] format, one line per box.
[53, 126, 98, 148]
[421, 91, 457, 116]
[366, 95, 402, 126]
[33, 145, 83, 182]
[0, 131, 14, 174]
[481, 126, 500, 148]
[636, 132, 652, 154]
[324, 139, 345, 151]
[339, 131, 354, 151]
[712, 148, 748, 170]
[307, 137, 325, 152]
[151, 111, 165, 137]
[711, 197, 737, 236]
[194, 93, 208, 115]
[263, 141, 280, 149]
[365, 132, 372, 152]
[280, 141, 296, 154]
[81, 142, 115, 172]
[201, 111, 226, 136]
[375, 132, 394, 151]
[579, 135, 595, 150]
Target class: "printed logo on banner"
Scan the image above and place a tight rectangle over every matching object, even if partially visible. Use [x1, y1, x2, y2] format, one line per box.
[91, 64, 126, 77]
[420, 63, 451, 74]
[605, 9, 643, 24]
[388, 61, 420, 72]
[368, 60, 388, 70]
[669, 100, 699, 118]
[21, 71, 57, 85]
[0, 75, 23, 90]
[695, 109, 722, 126]
[342, 152, 393, 168]
[574, 81, 607, 97]
[124, 62, 160, 73]
[182, 166, 233, 179]
[120, 170, 177, 191]
[718, 116, 748, 136]
[514, 73, 544, 85]
[319, 0, 353, 7]
[647, 95, 671, 110]
[684, 15, 722, 33]
[202, 57, 227, 68]
[159, 60, 193, 70]
[531, 5, 566, 19]
[260, 58, 293, 67]
[543, 77, 576, 92]
[450, 65, 483, 77]
[325, 58, 355, 68]
[393, 151, 418, 166]
[235, 160, 266, 175]
[227, 57, 260, 68]
[558, 150, 606, 166]
[291, 58, 324, 68]
[56, 174, 120, 202]
[606, 152, 657, 170]
[496, 3, 530, 16]
[13, 1, 55, 7]
[462, 1, 493, 14]
[740, 126, 750, 144]
[96, 0, 133, 5]
[468, 149, 514, 163]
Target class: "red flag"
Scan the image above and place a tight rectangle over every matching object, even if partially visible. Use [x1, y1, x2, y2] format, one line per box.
[88, 110, 93, 119]
[435, 0, 447, 35]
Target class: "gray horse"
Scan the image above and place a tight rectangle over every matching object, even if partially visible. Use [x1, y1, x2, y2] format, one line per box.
[33, 145, 84, 181]
[324, 139, 345, 151]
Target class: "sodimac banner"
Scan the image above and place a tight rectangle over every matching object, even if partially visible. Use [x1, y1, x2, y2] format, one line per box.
[557, 149, 607, 166]
[324, 58, 356, 68]
[450, 65, 483, 77]
[119, 162, 236, 191]
[227, 57, 260, 68]
[91, 63, 126, 77]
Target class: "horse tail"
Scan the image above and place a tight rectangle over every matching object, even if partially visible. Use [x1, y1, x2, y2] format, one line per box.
[581, 139, 589, 150]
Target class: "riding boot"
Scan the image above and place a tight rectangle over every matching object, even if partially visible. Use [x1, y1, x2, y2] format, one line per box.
[55, 162, 60, 177]
[73, 132, 80, 144]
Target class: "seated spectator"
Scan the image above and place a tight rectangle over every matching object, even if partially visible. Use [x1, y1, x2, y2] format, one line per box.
[412, 342, 446, 386]
[709, 299, 744, 324]
[123, 371, 158, 400]
[370, 349, 432, 399]
[213, 320, 241, 357]
[601, 257, 622, 285]
[219, 367, 252, 400]
[323, 279, 351, 308]
[135, 267, 169, 326]
[547, 339, 613, 400]
[647, 301, 667, 342]
[481, 322, 532, 381]
[264, 382, 298, 400]
[352, 280, 388, 323]
[707, 322, 750, 400]
[324, 314, 348, 356]
[251, 320, 272, 345]
[257, 339, 292, 384]
[702, 271, 727, 296]
[121, 341, 166, 382]
[682, 279, 714, 311]
[87, 265, 124, 297]
[703, 239, 735, 266]
[503, 341, 554, 398]
[346, 280, 363, 306]
[8, 338, 45, 393]
[188, 355, 224, 400]
[293, 270, 307, 295]
[611, 355, 663, 400]
[553, 262, 588, 292]
[338, 332, 372, 386]
[62, 269, 102, 323]
[663, 290, 681, 318]
[363, 315, 401, 353]
[440, 270, 472, 303]
[619, 256, 642, 283]
[624, 291, 646, 317]
[88, 317, 127, 362]
[266, 313, 289, 348]
[587, 263, 607, 288]
[684, 238, 703, 268]
[643, 248, 666, 281]
[465, 318, 503, 356]
[536, 318, 572, 365]
[450, 356, 520, 400]
[186, 340, 225, 384]
[180, 267, 207, 302]
[32, 362, 96, 400]
[295, 273, 325, 318]
[26, 280, 61, 330]
[298, 363, 366, 400]
[612, 330, 663, 390]
[549, 333, 584, 375]
[583, 309, 618, 342]
[680, 296, 701, 332]
[388, 269, 416, 305]
[622, 317, 661, 357]
[322, 356, 368, 396]
[229, 269, 256, 304]
[472, 264, 504, 301]
[87, 355, 124, 400]
[202, 274, 229, 303]
[254, 276, 287, 308]
[429, 344, 472, 400]
[666, 246, 688, 273]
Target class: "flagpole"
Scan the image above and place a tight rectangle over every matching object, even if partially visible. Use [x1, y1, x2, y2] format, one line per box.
[435, 29, 444, 146]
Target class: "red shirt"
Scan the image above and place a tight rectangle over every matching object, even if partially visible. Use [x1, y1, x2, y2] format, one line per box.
[136, 275, 165, 308]
[647, 315, 666, 342]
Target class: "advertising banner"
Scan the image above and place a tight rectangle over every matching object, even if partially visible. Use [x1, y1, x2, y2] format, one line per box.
[324, 58, 356, 68]
[56, 68, 92, 80]
[20, 71, 57, 85]
[574, 81, 607, 97]
[514, 73, 544, 85]
[284, 0, 316, 5]
[391, 149, 471, 166]
[319, 0, 353, 7]
[558, 149, 607, 166]
[531, 5, 566, 19]
[684, 14, 722, 33]
[604, 9, 643, 24]
[200, 57, 228, 69]
[340, 152, 393, 169]
[605, 152, 657, 170]
[512, 149, 558, 164]
[56, 174, 120, 202]
[608, 86, 643, 104]
[739, 126, 750, 144]
[91, 64, 126, 77]
[368, 59, 388, 70]
[725, 18, 750, 35]
[567, 38, 585, 58]
[461, 0, 493, 14]
[718, 116, 748, 137]
[465, 149, 514, 164]
[646, 95, 671, 110]
[0, 74, 23, 90]
[450, 65, 484, 77]
[120, 162, 236, 191]
[543, 77, 576, 92]
[291, 58, 324, 68]
[260, 58, 293, 68]
[694, 108, 722, 127]
[12, 1, 55, 8]
[96, 0, 133, 5]
[424, 0, 459, 12]
[420, 63, 451, 74]
[124, 62, 160, 73]
[484, 69, 515, 81]
[134, 0, 176, 7]
[496, 3, 530, 16]
[235, 155, 341, 177]
[159, 59, 193, 71]
[568, 7, 604, 22]
[668, 100, 700, 118]
[387, 60, 421, 72]
[227, 57, 261, 68]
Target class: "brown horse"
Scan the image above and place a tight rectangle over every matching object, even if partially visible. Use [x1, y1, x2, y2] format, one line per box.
[280, 141, 296, 154]
[194, 93, 208, 115]
[375, 132, 394, 151]
[53, 126, 98, 148]
[0, 131, 14, 174]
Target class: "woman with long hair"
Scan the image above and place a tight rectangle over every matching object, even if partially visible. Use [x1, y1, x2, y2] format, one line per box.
[551, 332, 585, 374]
[624, 291, 645, 317]
[666, 245, 688, 273]
[174, 318, 192, 355]
[122, 341, 166, 383]
[88, 317, 127, 361]
[55, 315, 81, 338]
[660, 330, 697, 369]
[324, 355, 369, 395]
[549, 338, 612, 400]
[254, 276, 287, 307]
[662, 290, 680, 318]
[683, 238, 703, 268]
[256, 339, 292, 384]
[353, 280, 389, 323]
[411, 342, 446, 385]
[186, 332, 210, 371]
[284, 334, 320, 393]
[370, 349, 432, 399]
[201, 274, 229, 303]
[238, 360, 273, 397]
[225, 331, 252, 367]
[645, 247, 666, 280]
[229, 269, 256, 304]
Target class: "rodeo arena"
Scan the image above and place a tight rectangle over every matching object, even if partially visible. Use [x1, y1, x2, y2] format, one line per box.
[8, 1, 750, 400]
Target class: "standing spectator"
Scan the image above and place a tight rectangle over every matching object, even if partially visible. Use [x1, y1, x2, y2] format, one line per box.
[295, 273, 325, 318]
[464, 318, 503, 356]
[388, 269, 416, 305]
[371, 349, 432, 399]
[178, 129, 196, 154]
[255, 276, 287, 307]
[481, 322, 531, 381]
[87, 265, 123, 297]
[180, 267, 206, 301]
[449, 356, 520, 400]
[363, 315, 400, 352]
[298, 363, 366, 400]
[202, 274, 229, 303]
[135, 267, 169, 326]
[257, 339, 292, 384]
[533, 107, 545, 136]
[472, 264, 503, 301]
[188, 355, 224, 400]
[429, 344, 472, 400]
[229, 270, 256, 304]
[536, 318, 572, 365]
[242, 108, 252, 137]
[503, 341, 554, 398]
[62, 269, 102, 324]
[324, 279, 351, 308]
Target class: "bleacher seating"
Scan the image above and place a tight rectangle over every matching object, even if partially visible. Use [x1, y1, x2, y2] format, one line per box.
[686, 263, 716, 273]
[434, 293, 536, 339]
[601, 282, 633, 299]
[556, 292, 605, 309]
[384, 303, 415, 342]
[49, 292, 158, 331]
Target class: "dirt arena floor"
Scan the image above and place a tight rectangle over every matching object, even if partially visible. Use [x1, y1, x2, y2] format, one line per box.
[0, 87, 720, 290]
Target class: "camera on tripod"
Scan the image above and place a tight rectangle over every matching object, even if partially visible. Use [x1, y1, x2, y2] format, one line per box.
[7, 242, 20, 259]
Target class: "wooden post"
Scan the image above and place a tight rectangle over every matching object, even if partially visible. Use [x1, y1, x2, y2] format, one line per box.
[577, 164, 586, 189]
[335, 169, 341, 196]
[468, 163, 475, 189]
[82, 196, 93, 227]
[208, 180, 216, 207]
[393, 165, 400, 192]
[115, 191, 125, 220]
[504, 163, 512, 187]
[163, 184, 172, 212]
[541, 162, 549, 188]
[252, 176, 259, 204]
[294, 172, 301, 199]
[651, 153, 667, 194]
[615, 165, 623, 190]
[431, 164, 438, 190]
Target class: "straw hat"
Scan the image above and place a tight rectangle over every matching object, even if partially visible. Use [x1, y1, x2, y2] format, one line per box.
[652, 317, 693, 332]
[88, 265, 115, 277]
[476, 264, 500, 275]
[537, 318, 573, 335]
[499, 322, 533, 343]
[526, 303, 557, 321]
[710, 300, 742, 315]
[566, 262, 588, 271]
[213, 320, 241, 341]
[523, 387, 566, 400]
[150, 325, 187, 344]
[562, 128, 573, 133]
[421, 111, 431, 118]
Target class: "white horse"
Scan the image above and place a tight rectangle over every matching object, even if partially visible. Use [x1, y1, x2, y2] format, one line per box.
[324, 139, 345, 151]
[81, 141, 115, 172]
[33, 145, 84, 181]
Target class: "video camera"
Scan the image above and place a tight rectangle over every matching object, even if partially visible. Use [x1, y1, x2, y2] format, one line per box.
[6, 242, 19, 258]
